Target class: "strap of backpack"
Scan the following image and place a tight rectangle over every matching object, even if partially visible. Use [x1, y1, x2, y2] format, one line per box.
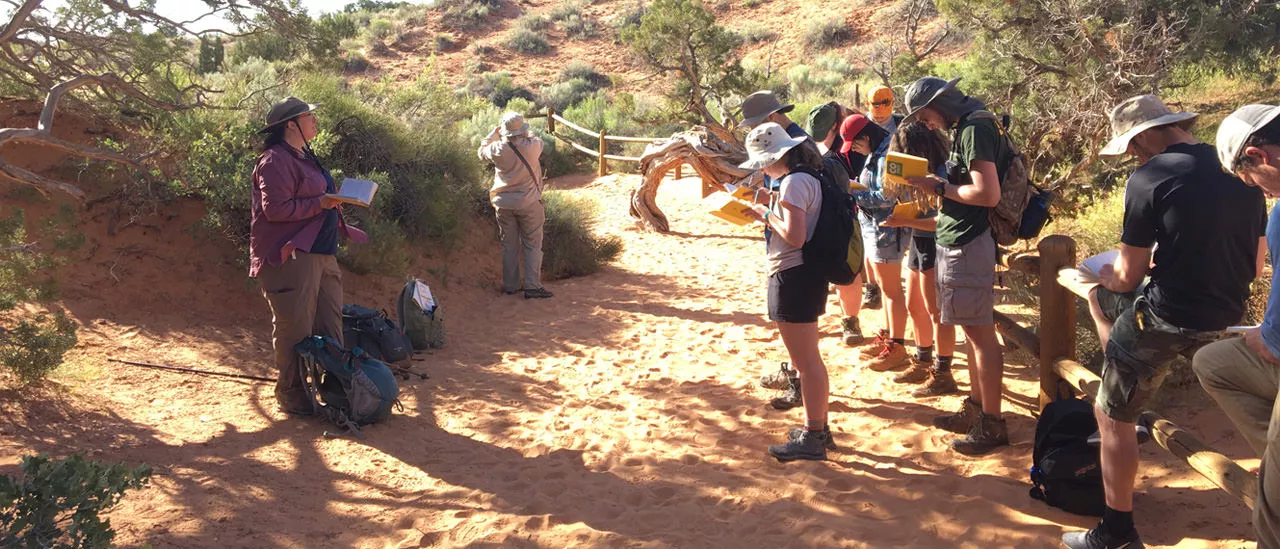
[509, 141, 543, 195]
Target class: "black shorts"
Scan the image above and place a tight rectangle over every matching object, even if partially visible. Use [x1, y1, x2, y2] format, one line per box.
[907, 230, 937, 272]
[768, 263, 827, 323]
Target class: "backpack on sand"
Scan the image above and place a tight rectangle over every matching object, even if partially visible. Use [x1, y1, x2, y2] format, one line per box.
[964, 111, 1053, 245]
[342, 304, 412, 363]
[398, 279, 445, 350]
[1029, 397, 1105, 516]
[790, 167, 864, 286]
[295, 335, 401, 437]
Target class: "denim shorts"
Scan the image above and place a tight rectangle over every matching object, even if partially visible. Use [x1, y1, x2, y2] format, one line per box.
[935, 230, 995, 326]
[858, 209, 908, 264]
[1095, 288, 1223, 423]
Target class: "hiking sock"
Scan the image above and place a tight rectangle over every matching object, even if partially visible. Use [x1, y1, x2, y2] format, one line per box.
[915, 345, 934, 363]
[891, 338, 905, 347]
[1101, 506, 1135, 538]
[806, 419, 825, 431]
[934, 355, 953, 373]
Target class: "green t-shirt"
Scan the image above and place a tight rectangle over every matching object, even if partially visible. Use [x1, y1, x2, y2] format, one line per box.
[936, 115, 1011, 248]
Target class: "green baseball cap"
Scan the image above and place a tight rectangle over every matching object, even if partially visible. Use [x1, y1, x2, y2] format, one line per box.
[807, 103, 839, 140]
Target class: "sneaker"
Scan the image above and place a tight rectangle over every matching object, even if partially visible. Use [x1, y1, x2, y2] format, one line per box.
[770, 375, 803, 410]
[768, 429, 828, 461]
[913, 368, 960, 397]
[1061, 525, 1145, 549]
[862, 283, 882, 310]
[788, 426, 837, 450]
[951, 412, 1009, 455]
[841, 316, 863, 346]
[893, 360, 931, 384]
[858, 329, 891, 359]
[866, 341, 909, 372]
[933, 397, 981, 434]
[759, 362, 795, 390]
[524, 287, 553, 299]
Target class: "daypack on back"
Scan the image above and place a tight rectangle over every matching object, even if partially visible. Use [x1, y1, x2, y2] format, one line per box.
[963, 111, 1052, 245]
[791, 167, 864, 286]
[294, 335, 401, 437]
[1029, 398, 1105, 516]
[398, 279, 445, 350]
[342, 304, 412, 363]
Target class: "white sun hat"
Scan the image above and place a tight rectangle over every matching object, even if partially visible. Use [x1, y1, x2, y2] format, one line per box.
[1216, 104, 1280, 174]
[1099, 94, 1198, 156]
[739, 122, 808, 170]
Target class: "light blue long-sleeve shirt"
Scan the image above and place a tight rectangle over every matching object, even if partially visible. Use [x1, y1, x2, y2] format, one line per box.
[1261, 202, 1280, 358]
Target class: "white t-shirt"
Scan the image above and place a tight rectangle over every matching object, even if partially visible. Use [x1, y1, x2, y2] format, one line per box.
[766, 171, 822, 275]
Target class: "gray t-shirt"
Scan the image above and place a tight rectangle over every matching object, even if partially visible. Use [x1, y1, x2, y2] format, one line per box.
[766, 171, 822, 275]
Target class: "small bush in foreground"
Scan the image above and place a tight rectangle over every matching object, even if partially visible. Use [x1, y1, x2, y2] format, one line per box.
[541, 191, 623, 279]
[505, 28, 550, 54]
[0, 454, 151, 548]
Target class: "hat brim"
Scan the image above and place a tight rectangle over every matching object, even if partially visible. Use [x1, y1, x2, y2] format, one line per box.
[1099, 111, 1198, 156]
[259, 103, 319, 134]
[1222, 106, 1280, 173]
[743, 103, 796, 128]
[902, 77, 961, 124]
[501, 122, 531, 137]
[738, 135, 806, 170]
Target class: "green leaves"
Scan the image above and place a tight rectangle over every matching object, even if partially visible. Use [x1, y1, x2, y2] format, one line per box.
[0, 454, 151, 549]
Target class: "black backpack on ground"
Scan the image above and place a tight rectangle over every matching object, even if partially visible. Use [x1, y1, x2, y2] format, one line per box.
[342, 304, 412, 363]
[1029, 397, 1106, 516]
[790, 166, 863, 286]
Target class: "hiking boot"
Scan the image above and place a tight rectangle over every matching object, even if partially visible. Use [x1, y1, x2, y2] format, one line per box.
[759, 362, 796, 390]
[866, 340, 909, 372]
[841, 316, 863, 346]
[913, 368, 960, 397]
[858, 330, 891, 359]
[768, 429, 828, 461]
[951, 412, 1009, 455]
[893, 360, 931, 384]
[770, 375, 803, 410]
[933, 397, 981, 434]
[862, 283, 882, 310]
[788, 426, 837, 450]
[524, 287, 553, 299]
[1061, 525, 1145, 549]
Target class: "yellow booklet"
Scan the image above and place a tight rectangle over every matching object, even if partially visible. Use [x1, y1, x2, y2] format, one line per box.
[708, 186, 760, 226]
[884, 152, 929, 187]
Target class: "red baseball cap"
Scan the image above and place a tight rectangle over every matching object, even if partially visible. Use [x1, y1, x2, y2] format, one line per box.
[838, 114, 871, 154]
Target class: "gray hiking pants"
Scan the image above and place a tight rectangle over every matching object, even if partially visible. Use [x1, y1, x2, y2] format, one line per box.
[495, 201, 545, 292]
[257, 251, 343, 412]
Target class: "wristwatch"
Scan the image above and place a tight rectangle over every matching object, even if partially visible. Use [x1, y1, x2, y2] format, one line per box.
[934, 180, 947, 197]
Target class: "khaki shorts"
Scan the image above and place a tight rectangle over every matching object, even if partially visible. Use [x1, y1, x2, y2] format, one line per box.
[935, 230, 995, 326]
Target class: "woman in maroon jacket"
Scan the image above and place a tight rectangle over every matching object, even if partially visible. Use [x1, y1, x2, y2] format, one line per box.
[249, 97, 367, 416]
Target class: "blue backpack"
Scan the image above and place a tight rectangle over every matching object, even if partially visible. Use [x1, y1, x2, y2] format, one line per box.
[294, 335, 401, 437]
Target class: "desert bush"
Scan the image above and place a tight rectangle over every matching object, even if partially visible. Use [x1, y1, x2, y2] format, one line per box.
[465, 71, 536, 107]
[1044, 190, 1124, 260]
[0, 454, 151, 548]
[516, 13, 551, 32]
[562, 61, 612, 88]
[802, 19, 855, 52]
[739, 24, 778, 44]
[505, 28, 550, 54]
[344, 51, 372, 72]
[0, 208, 77, 384]
[434, 32, 458, 52]
[469, 43, 496, 56]
[0, 312, 77, 384]
[560, 14, 599, 39]
[439, 0, 501, 30]
[541, 191, 623, 279]
[229, 30, 296, 64]
[309, 12, 359, 59]
[611, 2, 647, 38]
[541, 78, 596, 112]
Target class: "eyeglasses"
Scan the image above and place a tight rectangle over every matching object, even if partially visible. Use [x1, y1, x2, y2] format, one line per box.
[871, 100, 892, 107]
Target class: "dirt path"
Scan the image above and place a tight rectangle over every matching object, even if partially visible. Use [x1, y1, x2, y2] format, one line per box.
[0, 174, 1257, 548]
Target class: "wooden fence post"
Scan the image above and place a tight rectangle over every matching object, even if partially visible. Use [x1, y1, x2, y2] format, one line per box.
[675, 164, 682, 179]
[598, 132, 608, 177]
[547, 106, 555, 133]
[1038, 234, 1078, 410]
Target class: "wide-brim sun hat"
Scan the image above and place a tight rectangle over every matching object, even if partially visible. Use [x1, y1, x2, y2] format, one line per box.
[739, 122, 807, 170]
[1099, 94, 1198, 156]
[500, 111, 530, 138]
[741, 91, 795, 127]
[1216, 104, 1280, 174]
[260, 96, 318, 134]
[902, 77, 960, 123]
[838, 114, 871, 154]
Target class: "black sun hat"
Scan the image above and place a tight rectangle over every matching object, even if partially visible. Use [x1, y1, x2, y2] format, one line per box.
[259, 97, 319, 134]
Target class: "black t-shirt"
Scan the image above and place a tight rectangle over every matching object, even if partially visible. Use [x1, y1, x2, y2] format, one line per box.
[1122, 142, 1266, 330]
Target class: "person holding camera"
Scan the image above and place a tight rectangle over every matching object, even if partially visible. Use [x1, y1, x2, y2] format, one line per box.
[479, 112, 552, 299]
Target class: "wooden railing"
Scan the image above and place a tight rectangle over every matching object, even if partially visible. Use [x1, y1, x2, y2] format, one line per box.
[996, 235, 1258, 509]
[528, 107, 667, 177]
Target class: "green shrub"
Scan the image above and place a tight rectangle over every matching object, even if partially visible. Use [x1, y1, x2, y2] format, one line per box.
[560, 14, 599, 39]
[516, 13, 551, 32]
[611, 3, 647, 38]
[344, 51, 372, 72]
[541, 191, 623, 279]
[541, 78, 596, 111]
[0, 312, 77, 384]
[309, 12, 359, 59]
[802, 19, 854, 52]
[0, 454, 151, 548]
[0, 208, 77, 384]
[505, 28, 550, 54]
[548, 1, 582, 22]
[228, 32, 296, 64]
[562, 61, 611, 88]
[439, 0, 500, 30]
[1045, 190, 1125, 259]
[434, 32, 458, 52]
[338, 216, 412, 275]
[464, 71, 536, 107]
[469, 43, 496, 56]
[739, 24, 778, 44]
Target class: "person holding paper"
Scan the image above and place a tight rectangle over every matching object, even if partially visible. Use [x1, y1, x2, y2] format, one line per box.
[1193, 104, 1280, 549]
[249, 97, 368, 416]
[479, 112, 552, 299]
[1059, 95, 1266, 549]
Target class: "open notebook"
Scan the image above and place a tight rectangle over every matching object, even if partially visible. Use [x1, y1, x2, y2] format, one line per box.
[326, 178, 379, 207]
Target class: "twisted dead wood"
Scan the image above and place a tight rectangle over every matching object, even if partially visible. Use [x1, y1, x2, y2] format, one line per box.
[630, 126, 761, 233]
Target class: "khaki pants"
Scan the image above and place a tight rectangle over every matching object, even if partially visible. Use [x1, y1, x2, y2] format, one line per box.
[1193, 337, 1280, 548]
[257, 251, 343, 411]
[495, 202, 545, 292]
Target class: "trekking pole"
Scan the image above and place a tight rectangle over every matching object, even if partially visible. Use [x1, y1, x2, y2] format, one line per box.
[107, 357, 277, 383]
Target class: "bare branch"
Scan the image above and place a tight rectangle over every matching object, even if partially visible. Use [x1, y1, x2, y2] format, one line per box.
[0, 0, 40, 46]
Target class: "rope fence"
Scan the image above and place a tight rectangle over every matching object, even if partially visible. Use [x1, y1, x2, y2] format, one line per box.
[530, 106, 675, 177]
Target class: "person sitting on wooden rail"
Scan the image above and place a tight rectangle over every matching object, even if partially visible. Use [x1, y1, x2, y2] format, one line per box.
[1193, 103, 1280, 549]
[479, 112, 553, 299]
[901, 77, 1011, 456]
[1062, 95, 1267, 549]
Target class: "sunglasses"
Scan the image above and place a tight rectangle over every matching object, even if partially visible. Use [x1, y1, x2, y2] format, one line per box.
[871, 100, 892, 107]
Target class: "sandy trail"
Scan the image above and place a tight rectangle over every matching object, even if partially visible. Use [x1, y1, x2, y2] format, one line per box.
[0, 173, 1257, 548]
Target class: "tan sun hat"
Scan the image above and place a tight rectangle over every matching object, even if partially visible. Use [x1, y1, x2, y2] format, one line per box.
[1099, 94, 1198, 156]
[259, 97, 318, 133]
[500, 112, 530, 138]
[739, 122, 808, 170]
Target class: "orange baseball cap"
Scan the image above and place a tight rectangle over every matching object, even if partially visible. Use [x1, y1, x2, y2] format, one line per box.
[867, 86, 894, 120]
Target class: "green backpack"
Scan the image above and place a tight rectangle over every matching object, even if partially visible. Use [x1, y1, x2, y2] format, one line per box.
[398, 279, 445, 350]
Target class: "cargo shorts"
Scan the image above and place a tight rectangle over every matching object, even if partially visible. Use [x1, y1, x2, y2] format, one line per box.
[935, 229, 996, 326]
[1095, 287, 1223, 423]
